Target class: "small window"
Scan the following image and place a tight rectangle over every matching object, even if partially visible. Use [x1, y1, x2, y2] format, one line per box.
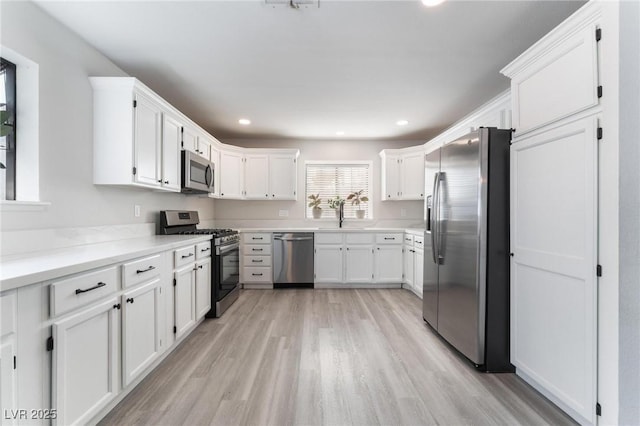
[305, 162, 371, 219]
[1, 57, 17, 200]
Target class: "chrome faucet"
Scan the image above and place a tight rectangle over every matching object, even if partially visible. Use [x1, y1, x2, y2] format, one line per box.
[339, 201, 345, 228]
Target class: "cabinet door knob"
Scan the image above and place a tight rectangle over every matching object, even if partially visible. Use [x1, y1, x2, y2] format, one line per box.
[113, 304, 121, 310]
[157, 179, 162, 183]
[165, 180, 169, 184]
[126, 298, 134, 304]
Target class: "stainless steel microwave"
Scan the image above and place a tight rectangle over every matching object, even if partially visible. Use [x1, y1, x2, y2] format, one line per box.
[181, 150, 214, 194]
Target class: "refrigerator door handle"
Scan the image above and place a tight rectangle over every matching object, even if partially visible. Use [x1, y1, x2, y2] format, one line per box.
[436, 172, 445, 264]
[430, 172, 440, 264]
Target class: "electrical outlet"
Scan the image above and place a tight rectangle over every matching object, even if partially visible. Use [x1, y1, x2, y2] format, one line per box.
[134, 205, 141, 217]
[400, 208, 407, 217]
[279, 209, 289, 217]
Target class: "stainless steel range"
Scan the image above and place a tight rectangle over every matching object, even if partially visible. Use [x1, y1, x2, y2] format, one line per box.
[159, 210, 240, 318]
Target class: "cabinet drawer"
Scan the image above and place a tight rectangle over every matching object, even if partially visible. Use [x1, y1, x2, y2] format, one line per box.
[196, 241, 212, 260]
[345, 233, 374, 244]
[51, 266, 118, 317]
[122, 254, 161, 289]
[314, 233, 343, 244]
[403, 234, 415, 246]
[375, 233, 403, 244]
[175, 245, 196, 268]
[413, 235, 425, 248]
[244, 244, 272, 256]
[243, 267, 272, 282]
[243, 233, 272, 244]
[244, 255, 270, 267]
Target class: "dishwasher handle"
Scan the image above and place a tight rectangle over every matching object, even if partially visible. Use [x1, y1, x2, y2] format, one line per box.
[274, 236, 313, 241]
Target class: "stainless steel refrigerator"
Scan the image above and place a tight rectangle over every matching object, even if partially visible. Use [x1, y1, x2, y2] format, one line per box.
[423, 127, 513, 372]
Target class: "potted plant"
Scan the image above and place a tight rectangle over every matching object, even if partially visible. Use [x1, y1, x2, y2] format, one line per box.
[308, 193, 323, 219]
[328, 196, 345, 218]
[347, 190, 369, 219]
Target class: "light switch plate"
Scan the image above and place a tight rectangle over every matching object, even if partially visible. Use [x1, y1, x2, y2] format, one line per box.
[134, 205, 141, 217]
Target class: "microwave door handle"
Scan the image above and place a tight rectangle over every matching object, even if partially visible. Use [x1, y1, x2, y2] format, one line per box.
[205, 164, 213, 189]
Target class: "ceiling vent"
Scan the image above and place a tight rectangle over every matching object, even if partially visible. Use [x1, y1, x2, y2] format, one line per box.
[264, 0, 319, 9]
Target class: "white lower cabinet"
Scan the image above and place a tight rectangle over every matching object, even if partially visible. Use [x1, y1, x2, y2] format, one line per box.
[122, 279, 161, 387]
[195, 258, 212, 319]
[52, 297, 119, 426]
[174, 265, 196, 340]
[403, 233, 424, 297]
[0, 290, 17, 424]
[414, 248, 424, 298]
[314, 245, 343, 283]
[344, 245, 374, 283]
[314, 232, 403, 287]
[375, 245, 403, 283]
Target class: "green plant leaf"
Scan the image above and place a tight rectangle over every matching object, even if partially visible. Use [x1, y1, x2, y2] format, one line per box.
[0, 124, 13, 137]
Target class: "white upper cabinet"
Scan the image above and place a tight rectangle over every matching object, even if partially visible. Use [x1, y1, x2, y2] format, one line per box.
[183, 127, 212, 162]
[219, 149, 245, 199]
[91, 77, 179, 192]
[217, 148, 299, 200]
[161, 113, 182, 192]
[380, 147, 425, 200]
[268, 153, 298, 200]
[401, 151, 426, 199]
[501, 10, 600, 136]
[244, 154, 270, 199]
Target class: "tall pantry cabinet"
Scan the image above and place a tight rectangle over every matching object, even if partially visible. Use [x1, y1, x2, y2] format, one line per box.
[501, 2, 621, 424]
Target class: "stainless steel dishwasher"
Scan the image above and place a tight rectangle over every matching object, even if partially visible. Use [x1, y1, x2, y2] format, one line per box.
[272, 232, 314, 288]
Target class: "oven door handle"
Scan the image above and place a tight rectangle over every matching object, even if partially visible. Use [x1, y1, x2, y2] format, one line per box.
[216, 242, 239, 255]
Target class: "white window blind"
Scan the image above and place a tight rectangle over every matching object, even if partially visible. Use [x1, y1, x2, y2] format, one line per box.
[305, 163, 371, 219]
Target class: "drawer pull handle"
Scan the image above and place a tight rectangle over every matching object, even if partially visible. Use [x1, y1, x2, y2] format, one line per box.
[126, 298, 134, 304]
[252, 237, 264, 240]
[252, 259, 263, 263]
[181, 253, 194, 259]
[136, 266, 156, 274]
[252, 273, 263, 276]
[200, 247, 211, 252]
[252, 248, 264, 252]
[384, 237, 395, 240]
[75, 282, 107, 295]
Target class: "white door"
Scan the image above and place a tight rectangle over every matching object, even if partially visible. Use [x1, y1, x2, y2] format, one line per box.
[374, 245, 403, 282]
[401, 151, 425, 200]
[174, 266, 196, 340]
[52, 298, 119, 426]
[219, 150, 244, 199]
[122, 279, 161, 387]
[182, 125, 199, 155]
[314, 245, 343, 283]
[345, 245, 374, 283]
[270, 154, 297, 200]
[414, 248, 424, 298]
[196, 133, 212, 161]
[161, 113, 181, 191]
[510, 116, 597, 424]
[195, 258, 212, 319]
[383, 155, 400, 200]
[404, 247, 415, 290]
[0, 338, 17, 425]
[133, 92, 162, 187]
[244, 154, 270, 199]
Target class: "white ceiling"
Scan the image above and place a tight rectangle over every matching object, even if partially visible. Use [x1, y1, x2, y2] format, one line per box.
[35, 0, 585, 141]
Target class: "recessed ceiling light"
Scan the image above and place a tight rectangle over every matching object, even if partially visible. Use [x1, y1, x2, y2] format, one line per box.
[336, 131, 345, 136]
[396, 120, 409, 126]
[238, 118, 251, 125]
[422, 0, 445, 7]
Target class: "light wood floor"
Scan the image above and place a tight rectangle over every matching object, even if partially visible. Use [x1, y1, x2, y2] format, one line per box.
[100, 289, 576, 426]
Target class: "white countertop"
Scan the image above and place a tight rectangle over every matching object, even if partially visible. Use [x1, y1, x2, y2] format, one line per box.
[0, 235, 212, 292]
[238, 227, 417, 233]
